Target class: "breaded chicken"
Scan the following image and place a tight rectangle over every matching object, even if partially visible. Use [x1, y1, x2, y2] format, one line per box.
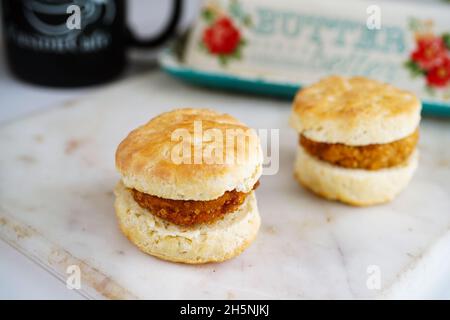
[131, 182, 259, 226]
[300, 129, 419, 170]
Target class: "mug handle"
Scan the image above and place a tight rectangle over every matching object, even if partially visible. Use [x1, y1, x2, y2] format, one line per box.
[126, 0, 182, 48]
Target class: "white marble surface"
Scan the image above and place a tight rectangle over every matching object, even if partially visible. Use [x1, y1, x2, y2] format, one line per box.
[1, 0, 450, 300]
[1, 71, 450, 299]
[0, 240, 83, 299]
[0, 0, 202, 299]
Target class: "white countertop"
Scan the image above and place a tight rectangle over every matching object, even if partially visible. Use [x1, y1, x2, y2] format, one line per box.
[1, 0, 449, 300]
[0, 0, 200, 300]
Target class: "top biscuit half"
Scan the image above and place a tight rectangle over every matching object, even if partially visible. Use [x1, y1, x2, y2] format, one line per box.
[290, 76, 421, 146]
[116, 108, 263, 201]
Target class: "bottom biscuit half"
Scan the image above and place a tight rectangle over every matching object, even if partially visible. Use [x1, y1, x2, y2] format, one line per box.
[294, 146, 418, 206]
[114, 181, 260, 264]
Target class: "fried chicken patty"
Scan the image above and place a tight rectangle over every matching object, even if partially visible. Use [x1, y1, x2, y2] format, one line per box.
[131, 181, 260, 226]
[300, 129, 419, 170]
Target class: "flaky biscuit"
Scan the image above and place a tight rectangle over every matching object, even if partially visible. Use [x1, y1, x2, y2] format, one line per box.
[116, 108, 263, 200]
[290, 76, 421, 146]
[114, 181, 260, 264]
[294, 146, 418, 206]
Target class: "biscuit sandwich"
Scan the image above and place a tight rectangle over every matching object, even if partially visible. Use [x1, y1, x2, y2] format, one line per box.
[290, 76, 421, 206]
[114, 108, 263, 263]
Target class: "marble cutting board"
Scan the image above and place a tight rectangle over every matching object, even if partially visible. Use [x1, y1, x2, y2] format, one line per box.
[1, 71, 450, 299]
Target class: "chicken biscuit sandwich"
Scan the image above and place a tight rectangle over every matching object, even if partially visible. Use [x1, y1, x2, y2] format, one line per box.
[115, 108, 263, 263]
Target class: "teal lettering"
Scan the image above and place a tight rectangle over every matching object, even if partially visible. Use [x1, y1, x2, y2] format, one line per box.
[282, 13, 302, 37]
[354, 28, 378, 50]
[254, 8, 277, 35]
[382, 27, 405, 53]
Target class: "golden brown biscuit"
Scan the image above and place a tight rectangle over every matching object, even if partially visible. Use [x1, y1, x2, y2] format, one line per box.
[294, 146, 418, 206]
[290, 76, 421, 145]
[114, 108, 263, 263]
[114, 181, 260, 264]
[290, 76, 421, 205]
[116, 108, 262, 201]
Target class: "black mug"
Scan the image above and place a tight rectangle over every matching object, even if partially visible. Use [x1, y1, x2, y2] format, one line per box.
[1, 0, 182, 87]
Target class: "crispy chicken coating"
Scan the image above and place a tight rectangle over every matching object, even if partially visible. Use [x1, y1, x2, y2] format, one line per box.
[131, 182, 259, 226]
[300, 129, 419, 170]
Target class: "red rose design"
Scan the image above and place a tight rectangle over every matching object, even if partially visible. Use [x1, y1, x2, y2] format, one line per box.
[426, 56, 450, 87]
[411, 37, 447, 71]
[202, 17, 241, 55]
